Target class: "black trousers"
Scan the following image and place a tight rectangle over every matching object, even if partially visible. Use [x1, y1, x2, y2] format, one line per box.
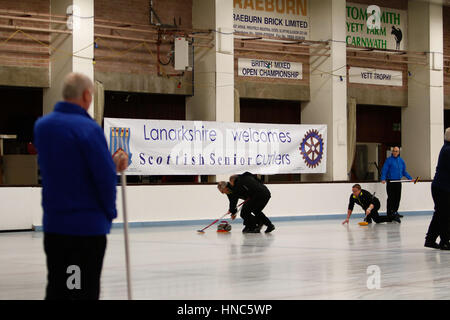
[426, 186, 450, 243]
[44, 233, 107, 300]
[386, 181, 402, 215]
[240, 194, 272, 229]
[366, 201, 391, 223]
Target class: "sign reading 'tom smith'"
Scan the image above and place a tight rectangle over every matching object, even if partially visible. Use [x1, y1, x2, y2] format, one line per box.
[346, 2, 407, 50]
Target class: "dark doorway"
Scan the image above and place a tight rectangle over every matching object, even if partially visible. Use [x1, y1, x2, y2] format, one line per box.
[240, 98, 301, 124]
[104, 91, 186, 121]
[240, 98, 301, 182]
[445, 109, 450, 131]
[350, 105, 402, 182]
[0, 86, 42, 154]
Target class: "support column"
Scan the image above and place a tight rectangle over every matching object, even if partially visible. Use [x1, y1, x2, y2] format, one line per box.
[302, 0, 348, 181]
[187, 0, 234, 122]
[403, 1, 444, 180]
[187, 0, 234, 182]
[43, 0, 94, 116]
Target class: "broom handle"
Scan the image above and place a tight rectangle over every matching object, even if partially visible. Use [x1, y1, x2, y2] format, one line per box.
[120, 171, 132, 300]
[389, 176, 419, 183]
[198, 199, 248, 232]
[199, 212, 230, 232]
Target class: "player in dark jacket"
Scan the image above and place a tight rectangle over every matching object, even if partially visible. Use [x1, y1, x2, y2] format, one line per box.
[342, 184, 401, 225]
[218, 172, 275, 233]
[425, 128, 450, 250]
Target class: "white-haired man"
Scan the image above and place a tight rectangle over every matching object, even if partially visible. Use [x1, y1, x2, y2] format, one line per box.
[218, 172, 275, 233]
[34, 72, 128, 299]
[425, 128, 450, 250]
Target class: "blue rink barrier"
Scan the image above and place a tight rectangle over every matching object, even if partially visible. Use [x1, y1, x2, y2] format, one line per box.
[31, 210, 433, 231]
[108, 210, 433, 229]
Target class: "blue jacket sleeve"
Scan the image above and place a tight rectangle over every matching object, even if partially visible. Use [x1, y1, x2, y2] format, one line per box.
[80, 125, 118, 221]
[380, 158, 390, 181]
[401, 158, 412, 180]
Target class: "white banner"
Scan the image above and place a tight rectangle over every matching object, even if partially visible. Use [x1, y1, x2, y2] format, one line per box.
[346, 2, 407, 50]
[238, 58, 302, 79]
[233, 0, 309, 40]
[104, 118, 326, 175]
[348, 67, 402, 86]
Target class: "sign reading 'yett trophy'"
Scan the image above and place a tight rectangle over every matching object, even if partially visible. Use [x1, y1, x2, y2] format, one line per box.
[348, 67, 403, 86]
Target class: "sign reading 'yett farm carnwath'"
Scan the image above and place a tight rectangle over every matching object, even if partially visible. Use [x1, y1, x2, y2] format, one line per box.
[238, 58, 303, 80]
[346, 3, 407, 50]
[233, 0, 309, 40]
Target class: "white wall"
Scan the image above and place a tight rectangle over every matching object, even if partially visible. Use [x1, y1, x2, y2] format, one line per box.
[303, 0, 348, 181]
[0, 187, 42, 230]
[186, 0, 234, 123]
[0, 182, 433, 231]
[403, 1, 444, 180]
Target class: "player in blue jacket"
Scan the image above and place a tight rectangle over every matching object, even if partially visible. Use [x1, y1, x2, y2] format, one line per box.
[380, 146, 413, 219]
[34, 72, 128, 300]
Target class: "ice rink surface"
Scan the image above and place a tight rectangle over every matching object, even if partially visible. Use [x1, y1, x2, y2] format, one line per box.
[1, 214, 449, 300]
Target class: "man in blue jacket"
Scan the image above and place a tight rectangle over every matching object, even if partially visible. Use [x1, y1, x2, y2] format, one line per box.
[34, 72, 128, 300]
[425, 128, 450, 250]
[380, 146, 412, 220]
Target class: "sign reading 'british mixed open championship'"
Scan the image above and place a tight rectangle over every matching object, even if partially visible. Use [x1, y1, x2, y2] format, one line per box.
[238, 58, 303, 80]
[104, 118, 327, 175]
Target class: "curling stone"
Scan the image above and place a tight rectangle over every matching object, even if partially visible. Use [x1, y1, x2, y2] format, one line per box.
[217, 221, 232, 232]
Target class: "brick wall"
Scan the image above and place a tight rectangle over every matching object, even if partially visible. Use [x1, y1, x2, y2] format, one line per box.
[94, 0, 192, 77]
[0, 0, 50, 69]
[235, 0, 408, 98]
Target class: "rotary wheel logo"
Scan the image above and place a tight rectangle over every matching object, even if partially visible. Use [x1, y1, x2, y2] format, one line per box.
[300, 129, 324, 168]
